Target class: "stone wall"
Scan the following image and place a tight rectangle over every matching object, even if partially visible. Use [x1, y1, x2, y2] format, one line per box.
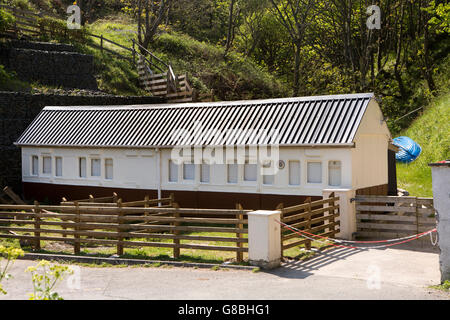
[0, 91, 163, 195]
[0, 41, 97, 90]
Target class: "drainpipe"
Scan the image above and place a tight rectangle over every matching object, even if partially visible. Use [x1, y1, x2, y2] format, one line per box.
[156, 148, 162, 204]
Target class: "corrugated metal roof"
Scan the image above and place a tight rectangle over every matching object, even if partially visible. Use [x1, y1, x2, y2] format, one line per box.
[15, 93, 375, 148]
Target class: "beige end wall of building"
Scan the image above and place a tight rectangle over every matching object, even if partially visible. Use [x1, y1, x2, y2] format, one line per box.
[351, 99, 391, 189]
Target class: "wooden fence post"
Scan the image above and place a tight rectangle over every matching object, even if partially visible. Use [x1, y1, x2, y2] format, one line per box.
[34, 201, 41, 250]
[74, 201, 80, 254]
[415, 196, 419, 236]
[304, 197, 312, 250]
[173, 202, 180, 259]
[117, 199, 124, 256]
[100, 34, 103, 53]
[144, 195, 150, 210]
[328, 192, 335, 237]
[276, 203, 284, 258]
[236, 203, 244, 263]
[169, 193, 175, 207]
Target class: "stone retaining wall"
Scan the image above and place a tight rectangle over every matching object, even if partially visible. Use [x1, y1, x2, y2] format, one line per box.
[0, 91, 163, 195]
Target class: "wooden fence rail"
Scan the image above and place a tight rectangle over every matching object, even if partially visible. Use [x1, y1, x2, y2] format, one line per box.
[354, 195, 436, 239]
[0, 202, 251, 261]
[280, 194, 340, 254]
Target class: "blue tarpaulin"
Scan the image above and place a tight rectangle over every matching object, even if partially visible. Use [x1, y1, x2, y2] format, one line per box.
[393, 136, 422, 163]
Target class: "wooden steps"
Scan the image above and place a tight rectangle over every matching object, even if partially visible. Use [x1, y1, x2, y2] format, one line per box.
[137, 55, 212, 103]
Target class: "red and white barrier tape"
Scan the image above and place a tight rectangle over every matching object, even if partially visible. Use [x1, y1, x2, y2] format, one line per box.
[276, 220, 437, 250]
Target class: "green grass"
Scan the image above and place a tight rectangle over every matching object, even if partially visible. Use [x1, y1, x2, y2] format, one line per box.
[86, 16, 289, 100]
[396, 91, 450, 196]
[430, 280, 450, 292]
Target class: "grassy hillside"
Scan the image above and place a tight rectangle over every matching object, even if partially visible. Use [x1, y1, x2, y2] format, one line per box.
[396, 91, 450, 196]
[88, 16, 289, 100]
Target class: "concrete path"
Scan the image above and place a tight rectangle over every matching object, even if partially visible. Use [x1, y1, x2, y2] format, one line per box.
[1, 245, 449, 300]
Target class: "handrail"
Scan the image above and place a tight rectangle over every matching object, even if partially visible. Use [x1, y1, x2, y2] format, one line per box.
[2, 3, 183, 97]
[132, 39, 168, 68]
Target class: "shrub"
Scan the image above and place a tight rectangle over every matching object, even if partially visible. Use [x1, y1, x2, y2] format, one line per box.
[0, 9, 15, 32]
[0, 245, 25, 295]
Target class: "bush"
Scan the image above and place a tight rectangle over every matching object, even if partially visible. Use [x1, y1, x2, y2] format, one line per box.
[0, 65, 30, 91]
[0, 9, 15, 33]
[37, 16, 90, 44]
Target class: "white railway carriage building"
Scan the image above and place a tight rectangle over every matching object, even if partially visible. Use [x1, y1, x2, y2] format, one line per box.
[15, 93, 396, 208]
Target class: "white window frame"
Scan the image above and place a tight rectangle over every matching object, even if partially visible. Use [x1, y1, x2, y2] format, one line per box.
[42, 156, 52, 175]
[90, 158, 101, 177]
[183, 162, 195, 181]
[105, 158, 113, 180]
[168, 160, 179, 183]
[200, 163, 210, 183]
[227, 163, 238, 184]
[328, 160, 342, 187]
[288, 160, 301, 186]
[31, 155, 39, 176]
[307, 161, 323, 184]
[262, 160, 274, 185]
[243, 162, 257, 182]
[79, 157, 87, 178]
[55, 157, 63, 177]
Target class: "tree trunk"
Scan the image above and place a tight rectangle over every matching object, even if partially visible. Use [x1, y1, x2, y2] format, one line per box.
[293, 44, 301, 97]
[224, 0, 236, 57]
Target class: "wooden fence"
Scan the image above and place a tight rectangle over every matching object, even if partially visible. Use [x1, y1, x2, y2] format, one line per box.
[280, 193, 340, 254]
[61, 193, 174, 208]
[355, 195, 436, 239]
[0, 201, 251, 262]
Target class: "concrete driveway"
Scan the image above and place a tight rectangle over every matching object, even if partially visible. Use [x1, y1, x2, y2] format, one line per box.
[1, 245, 449, 300]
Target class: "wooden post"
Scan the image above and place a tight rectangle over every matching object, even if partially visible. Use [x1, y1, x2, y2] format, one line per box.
[34, 201, 41, 250]
[74, 201, 80, 254]
[276, 203, 284, 258]
[117, 199, 124, 256]
[144, 195, 150, 216]
[3, 186, 25, 204]
[328, 192, 335, 237]
[304, 197, 312, 250]
[112, 192, 118, 203]
[173, 202, 180, 259]
[236, 203, 244, 263]
[100, 35, 103, 53]
[415, 196, 419, 236]
[169, 193, 175, 207]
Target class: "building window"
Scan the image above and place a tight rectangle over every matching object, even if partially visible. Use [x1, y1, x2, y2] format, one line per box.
[183, 162, 195, 180]
[227, 163, 238, 183]
[43, 156, 52, 175]
[200, 163, 210, 183]
[55, 157, 62, 177]
[307, 162, 322, 183]
[262, 161, 274, 185]
[91, 158, 101, 177]
[105, 158, 113, 180]
[79, 157, 86, 178]
[244, 162, 257, 182]
[169, 160, 178, 182]
[289, 160, 301, 185]
[328, 161, 342, 186]
[31, 156, 39, 176]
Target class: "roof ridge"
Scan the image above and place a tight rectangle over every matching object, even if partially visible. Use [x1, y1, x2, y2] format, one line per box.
[42, 93, 375, 111]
